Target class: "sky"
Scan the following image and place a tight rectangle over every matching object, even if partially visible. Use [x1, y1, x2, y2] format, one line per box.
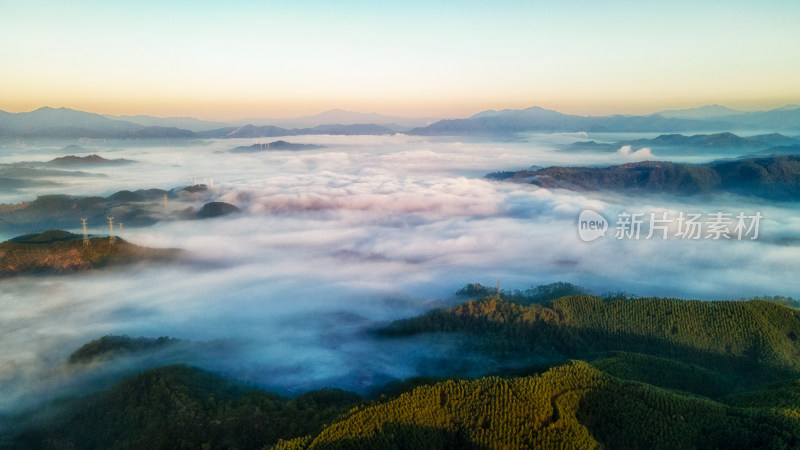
[1, 0, 799, 120]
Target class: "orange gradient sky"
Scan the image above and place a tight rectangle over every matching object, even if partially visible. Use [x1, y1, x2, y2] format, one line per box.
[2, 0, 799, 120]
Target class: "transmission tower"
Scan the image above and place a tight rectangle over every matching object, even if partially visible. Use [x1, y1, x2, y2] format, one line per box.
[107, 217, 115, 244]
[80, 218, 89, 245]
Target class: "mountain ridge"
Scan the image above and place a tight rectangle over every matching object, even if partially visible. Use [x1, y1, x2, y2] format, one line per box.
[408, 104, 800, 135]
[652, 104, 746, 119]
[564, 132, 800, 154]
[3, 105, 799, 138]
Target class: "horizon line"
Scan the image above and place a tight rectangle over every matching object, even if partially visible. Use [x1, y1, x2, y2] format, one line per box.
[3, 102, 800, 123]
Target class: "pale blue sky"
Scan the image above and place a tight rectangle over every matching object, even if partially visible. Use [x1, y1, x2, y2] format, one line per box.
[1, 0, 798, 119]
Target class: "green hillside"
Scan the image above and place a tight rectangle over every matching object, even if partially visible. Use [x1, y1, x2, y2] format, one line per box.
[67, 335, 183, 364]
[6, 365, 361, 450]
[590, 352, 732, 398]
[380, 294, 800, 384]
[275, 361, 799, 450]
[8, 361, 799, 450]
[725, 379, 800, 420]
[6, 289, 800, 449]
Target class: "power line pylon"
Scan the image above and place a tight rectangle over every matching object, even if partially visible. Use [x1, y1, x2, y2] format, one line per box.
[107, 217, 115, 244]
[80, 218, 89, 245]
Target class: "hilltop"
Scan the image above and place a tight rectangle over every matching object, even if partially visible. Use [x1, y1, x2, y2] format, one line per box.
[0, 230, 180, 277]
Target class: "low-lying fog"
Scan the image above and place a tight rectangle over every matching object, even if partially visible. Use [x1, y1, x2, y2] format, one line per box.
[2, 133, 799, 414]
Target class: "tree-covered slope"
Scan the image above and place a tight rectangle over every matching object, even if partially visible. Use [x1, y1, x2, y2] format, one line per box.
[590, 352, 732, 398]
[6, 365, 361, 450]
[66, 335, 184, 365]
[7, 289, 800, 449]
[7, 361, 800, 450]
[725, 378, 800, 419]
[380, 295, 800, 382]
[275, 361, 800, 450]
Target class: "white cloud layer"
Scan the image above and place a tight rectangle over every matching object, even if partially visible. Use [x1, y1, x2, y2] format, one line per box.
[1, 134, 799, 413]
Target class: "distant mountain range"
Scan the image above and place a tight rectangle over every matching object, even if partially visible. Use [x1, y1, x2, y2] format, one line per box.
[0, 107, 400, 139]
[653, 104, 746, 119]
[0, 151, 136, 192]
[2, 105, 799, 139]
[0, 107, 195, 139]
[408, 105, 800, 135]
[566, 132, 800, 155]
[617, 132, 797, 149]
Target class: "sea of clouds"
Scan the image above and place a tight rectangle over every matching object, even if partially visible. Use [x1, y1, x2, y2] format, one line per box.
[1, 133, 799, 414]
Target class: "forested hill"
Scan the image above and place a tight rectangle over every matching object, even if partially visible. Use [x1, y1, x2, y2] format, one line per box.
[488, 154, 800, 199]
[6, 288, 800, 449]
[0, 230, 179, 276]
[276, 360, 799, 449]
[4, 365, 362, 450]
[8, 360, 800, 449]
[380, 294, 800, 382]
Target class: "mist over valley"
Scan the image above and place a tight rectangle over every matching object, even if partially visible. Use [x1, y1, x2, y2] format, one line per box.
[2, 108, 800, 448]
